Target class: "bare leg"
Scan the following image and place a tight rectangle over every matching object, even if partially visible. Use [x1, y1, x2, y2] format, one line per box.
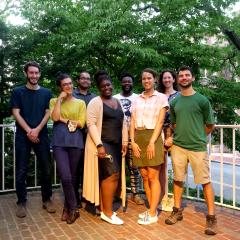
[148, 166, 161, 216]
[99, 188, 103, 212]
[159, 153, 167, 203]
[202, 182, 215, 215]
[139, 167, 151, 205]
[101, 173, 119, 218]
[173, 181, 184, 208]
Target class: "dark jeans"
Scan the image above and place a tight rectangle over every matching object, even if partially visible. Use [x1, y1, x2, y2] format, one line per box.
[15, 133, 52, 204]
[53, 146, 83, 211]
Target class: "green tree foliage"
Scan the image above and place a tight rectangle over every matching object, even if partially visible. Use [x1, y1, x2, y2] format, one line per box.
[1, 0, 240, 123]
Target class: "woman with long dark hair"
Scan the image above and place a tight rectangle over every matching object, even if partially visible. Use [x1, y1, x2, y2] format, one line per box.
[158, 69, 179, 211]
[83, 70, 127, 225]
[50, 73, 86, 224]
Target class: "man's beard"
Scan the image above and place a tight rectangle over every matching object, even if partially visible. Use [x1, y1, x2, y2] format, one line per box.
[79, 84, 89, 90]
[179, 83, 192, 89]
[122, 85, 133, 94]
[27, 77, 38, 85]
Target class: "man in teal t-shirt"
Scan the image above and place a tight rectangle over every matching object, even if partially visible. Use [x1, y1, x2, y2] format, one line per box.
[165, 66, 217, 235]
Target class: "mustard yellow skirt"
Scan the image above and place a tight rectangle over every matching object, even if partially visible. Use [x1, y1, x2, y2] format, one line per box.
[133, 129, 164, 167]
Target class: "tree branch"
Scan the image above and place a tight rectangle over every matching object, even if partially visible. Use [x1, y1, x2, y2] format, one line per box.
[133, 4, 160, 13]
[224, 29, 240, 51]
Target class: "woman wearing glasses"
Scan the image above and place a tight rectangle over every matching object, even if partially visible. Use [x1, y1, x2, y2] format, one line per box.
[50, 73, 86, 224]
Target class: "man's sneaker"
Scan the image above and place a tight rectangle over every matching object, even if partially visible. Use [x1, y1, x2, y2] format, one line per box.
[165, 207, 183, 225]
[205, 215, 217, 235]
[138, 212, 158, 225]
[16, 204, 26, 218]
[42, 200, 56, 213]
[133, 194, 145, 205]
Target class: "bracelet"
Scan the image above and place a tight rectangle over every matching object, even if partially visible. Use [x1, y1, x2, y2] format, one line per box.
[96, 143, 103, 148]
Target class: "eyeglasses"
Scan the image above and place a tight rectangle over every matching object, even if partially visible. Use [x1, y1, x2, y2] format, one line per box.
[61, 82, 73, 87]
[79, 77, 90, 81]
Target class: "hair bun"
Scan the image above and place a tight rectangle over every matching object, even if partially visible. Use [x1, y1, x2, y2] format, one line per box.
[55, 72, 70, 86]
[94, 70, 108, 82]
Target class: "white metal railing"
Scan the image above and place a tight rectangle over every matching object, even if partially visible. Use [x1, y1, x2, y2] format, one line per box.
[0, 123, 59, 193]
[1, 123, 240, 211]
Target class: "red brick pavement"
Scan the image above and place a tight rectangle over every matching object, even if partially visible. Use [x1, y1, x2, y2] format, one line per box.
[0, 191, 240, 240]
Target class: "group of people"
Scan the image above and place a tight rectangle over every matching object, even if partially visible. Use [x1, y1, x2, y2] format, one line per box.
[10, 61, 217, 235]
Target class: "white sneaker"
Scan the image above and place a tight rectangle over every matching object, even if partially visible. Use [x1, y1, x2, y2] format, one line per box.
[137, 212, 158, 225]
[138, 210, 149, 219]
[100, 212, 124, 225]
[100, 211, 117, 216]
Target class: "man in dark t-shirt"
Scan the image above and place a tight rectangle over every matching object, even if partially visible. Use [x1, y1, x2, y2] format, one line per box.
[73, 71, 96, 207]
[10, 61, 55, 218]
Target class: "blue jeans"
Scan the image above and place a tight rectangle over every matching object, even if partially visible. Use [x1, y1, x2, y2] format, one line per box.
[53, 146, 83, 211]
[15, 133, 52, 204]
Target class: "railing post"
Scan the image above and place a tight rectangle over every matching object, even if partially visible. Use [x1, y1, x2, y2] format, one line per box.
[208, 134, 212, 178]
[13, 125, 16, 189]
[2, 126, 5, 191]
[186, 171, 189, 197]
[220, 127, 224, 205]
[34, 154, 37, 187]
[232, 128, 236, 207]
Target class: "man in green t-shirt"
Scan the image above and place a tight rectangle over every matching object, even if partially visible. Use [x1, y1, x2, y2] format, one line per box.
[165, 66, 217, 235]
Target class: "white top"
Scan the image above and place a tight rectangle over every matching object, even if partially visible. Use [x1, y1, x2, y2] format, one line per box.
[114, 93, 138, 129]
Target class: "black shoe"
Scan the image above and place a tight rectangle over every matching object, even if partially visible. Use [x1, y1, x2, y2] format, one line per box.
[66, 210, 80, 224]
[61, 208, 69, 221]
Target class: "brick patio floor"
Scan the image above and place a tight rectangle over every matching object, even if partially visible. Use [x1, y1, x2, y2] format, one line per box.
[0, 191, 240, 240]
